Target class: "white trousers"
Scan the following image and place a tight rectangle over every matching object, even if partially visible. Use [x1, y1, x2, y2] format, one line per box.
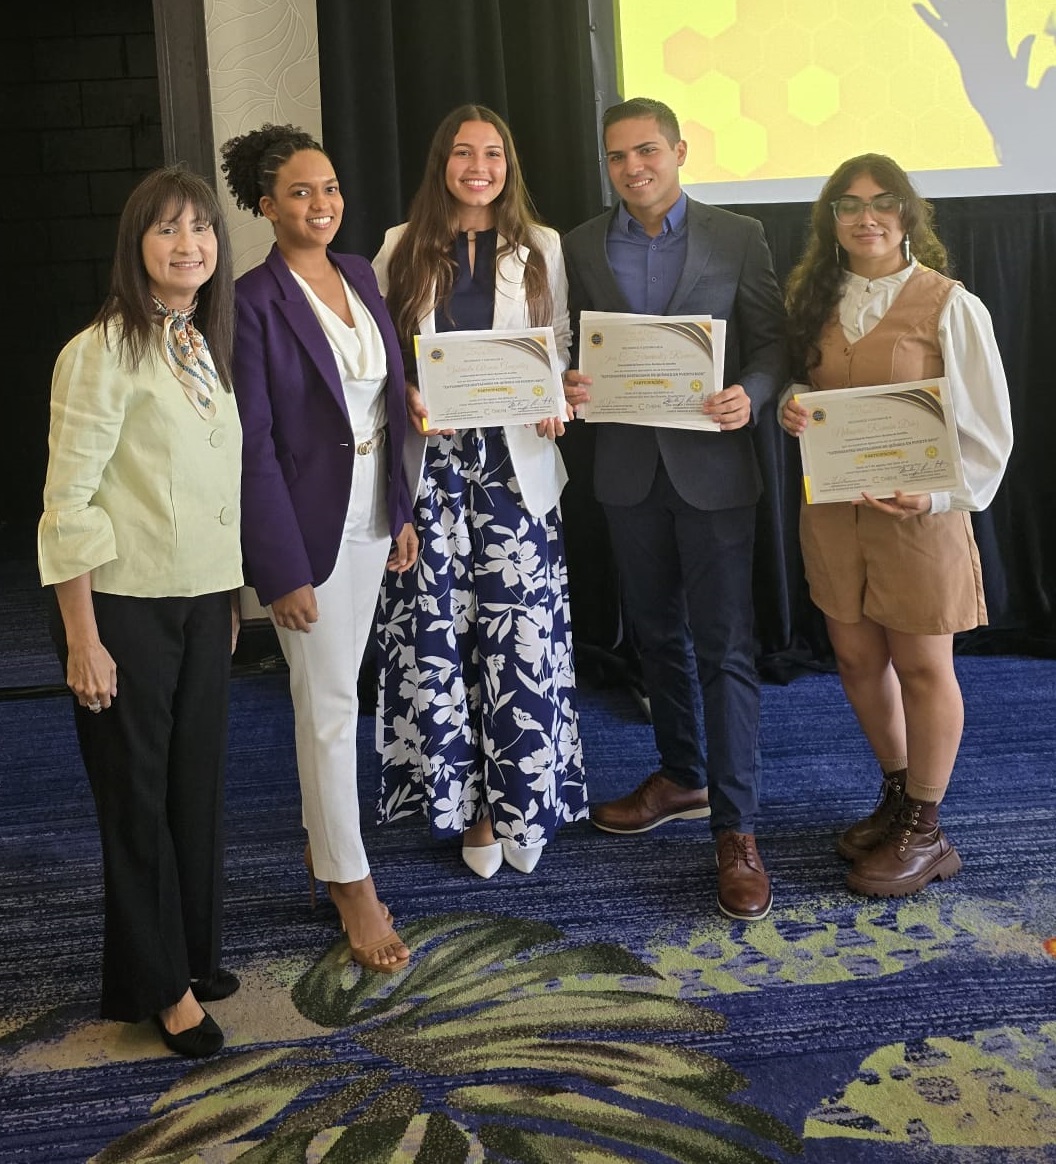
[272, 449, 390, 883]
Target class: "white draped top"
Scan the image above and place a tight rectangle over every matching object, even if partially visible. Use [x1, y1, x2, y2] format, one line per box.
[291, 270, 388, 443]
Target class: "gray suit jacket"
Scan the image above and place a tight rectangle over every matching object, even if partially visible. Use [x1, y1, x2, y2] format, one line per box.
[563, 197, 788, 509]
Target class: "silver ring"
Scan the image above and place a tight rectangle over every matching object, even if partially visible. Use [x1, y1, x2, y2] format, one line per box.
[87, 700, 102, 713]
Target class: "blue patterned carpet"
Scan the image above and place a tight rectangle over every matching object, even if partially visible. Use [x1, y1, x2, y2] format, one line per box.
[1, 655, 1054, 1163]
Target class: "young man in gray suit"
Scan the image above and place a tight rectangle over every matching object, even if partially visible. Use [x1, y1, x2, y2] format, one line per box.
[563, 97, 787, 921]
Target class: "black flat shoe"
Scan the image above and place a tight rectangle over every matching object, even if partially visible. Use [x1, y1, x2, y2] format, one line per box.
[190, 968, 240, 1002]
[153, 1011, 224, 1058]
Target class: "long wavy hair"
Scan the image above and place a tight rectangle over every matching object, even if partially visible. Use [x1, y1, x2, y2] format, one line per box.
[95, 165, 235, 387]
[385, 104, 552, 349]
[785, 153, 949, 379]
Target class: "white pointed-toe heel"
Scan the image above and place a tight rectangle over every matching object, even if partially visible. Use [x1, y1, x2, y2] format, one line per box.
[461, 842, 503, 879]
[501, 840, 545, 874]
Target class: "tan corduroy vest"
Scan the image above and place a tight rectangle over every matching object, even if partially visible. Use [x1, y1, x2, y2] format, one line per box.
[799, 264, 984, 636]
[812, 265, 956, 391]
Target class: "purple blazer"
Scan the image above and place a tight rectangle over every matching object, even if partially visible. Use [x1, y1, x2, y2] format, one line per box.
[232, 245, 413, 607]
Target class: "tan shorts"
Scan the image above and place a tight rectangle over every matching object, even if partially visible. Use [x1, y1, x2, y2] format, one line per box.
[800, 501, 986, 634]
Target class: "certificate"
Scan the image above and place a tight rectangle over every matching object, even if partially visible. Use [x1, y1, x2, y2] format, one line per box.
[796, 378, 965, 505]
[414, 327, 564, 429]
[577, 311, 726, 431]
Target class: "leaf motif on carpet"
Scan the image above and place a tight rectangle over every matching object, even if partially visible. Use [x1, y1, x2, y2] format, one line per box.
[91, 911, 803, 1163]
[805, 1025, 1056, 1148]
[645, 896, 1041, 997]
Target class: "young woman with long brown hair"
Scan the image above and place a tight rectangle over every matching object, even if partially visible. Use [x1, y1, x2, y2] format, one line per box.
[373, 105, 587, 878]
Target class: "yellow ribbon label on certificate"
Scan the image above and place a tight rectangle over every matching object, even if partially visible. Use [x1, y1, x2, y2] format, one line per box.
[626, 378, 671, 390]
[857, 449, 907, 463]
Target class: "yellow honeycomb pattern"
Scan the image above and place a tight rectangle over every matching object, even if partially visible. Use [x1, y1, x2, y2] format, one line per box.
[617, 0, 1056, 183]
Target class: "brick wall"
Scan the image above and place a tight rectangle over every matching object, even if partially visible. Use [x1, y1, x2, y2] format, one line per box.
[1, 4, 162, 554]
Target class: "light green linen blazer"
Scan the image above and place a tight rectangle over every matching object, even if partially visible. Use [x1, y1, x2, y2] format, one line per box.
[38, 323, 243, 597]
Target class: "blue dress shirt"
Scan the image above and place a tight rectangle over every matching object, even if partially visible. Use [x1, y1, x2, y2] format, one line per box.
[605, 193, 689, 315]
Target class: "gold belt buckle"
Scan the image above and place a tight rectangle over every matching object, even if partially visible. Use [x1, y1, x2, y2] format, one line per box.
[356, 429, 386, 456]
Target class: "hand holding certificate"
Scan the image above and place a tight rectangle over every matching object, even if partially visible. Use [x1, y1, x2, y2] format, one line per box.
[796, 378, 965, 505]
[414, 327, 564, 430]
[577, 311, 726, 431]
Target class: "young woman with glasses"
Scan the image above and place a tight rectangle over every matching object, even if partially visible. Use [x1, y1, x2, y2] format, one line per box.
[780, 153, 1013, 898]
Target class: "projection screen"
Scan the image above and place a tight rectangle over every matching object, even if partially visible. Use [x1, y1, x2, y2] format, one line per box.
[614, 0, 1056, 202]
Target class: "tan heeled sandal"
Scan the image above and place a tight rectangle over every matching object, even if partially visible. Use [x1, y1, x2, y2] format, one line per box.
[303, 842, 392, 923]
[326, 884, 410, 974]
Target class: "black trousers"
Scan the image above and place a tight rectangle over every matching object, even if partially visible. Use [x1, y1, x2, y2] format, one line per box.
[53, 591, 231, 1022]
[603, 464, 762, 834]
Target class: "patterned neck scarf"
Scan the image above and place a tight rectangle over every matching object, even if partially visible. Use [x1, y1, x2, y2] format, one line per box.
[152, 296, 219, 420]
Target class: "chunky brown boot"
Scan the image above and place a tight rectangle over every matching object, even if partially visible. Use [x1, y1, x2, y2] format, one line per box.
[846, 797, 962, 898]
[836, 768, 907, 860]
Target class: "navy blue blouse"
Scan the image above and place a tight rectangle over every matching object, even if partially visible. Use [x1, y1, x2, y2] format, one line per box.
[434, 229, 497, 333]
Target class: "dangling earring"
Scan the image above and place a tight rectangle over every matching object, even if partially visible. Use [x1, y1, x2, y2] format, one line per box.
[834, 241, 842, 267]
[902, 234, 911, 262]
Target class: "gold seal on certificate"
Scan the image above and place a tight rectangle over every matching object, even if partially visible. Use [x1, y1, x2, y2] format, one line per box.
[413, 327, 564, 429]
[577, 311, 726, 431]
[796, 377, 965, 505]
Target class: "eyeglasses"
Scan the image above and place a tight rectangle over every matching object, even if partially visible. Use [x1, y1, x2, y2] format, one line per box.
[830, 194, 904, 224]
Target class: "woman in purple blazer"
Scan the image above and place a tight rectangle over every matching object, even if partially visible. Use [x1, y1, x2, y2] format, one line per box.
[221, 124, 416, 974]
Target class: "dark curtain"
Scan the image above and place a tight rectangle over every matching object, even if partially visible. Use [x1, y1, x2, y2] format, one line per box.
[317, 0, 604, 252]
[317, 1, 1056, 675]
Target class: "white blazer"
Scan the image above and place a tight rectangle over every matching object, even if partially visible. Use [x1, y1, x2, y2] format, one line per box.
[373, 222, 570, 518]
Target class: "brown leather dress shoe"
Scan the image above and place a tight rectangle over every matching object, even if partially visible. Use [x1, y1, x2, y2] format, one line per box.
[836, 768, 906, 860]
[590, 770, 710, 834]
[846, 798, 962, 897]
[715, 831, 772, 921]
